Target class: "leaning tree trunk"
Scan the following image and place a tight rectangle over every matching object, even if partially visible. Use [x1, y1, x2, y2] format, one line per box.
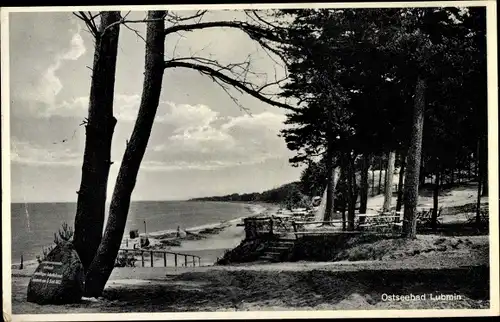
[359, 152, 370, 214]
[83, 11, 166, 297]
[402, 77, 426, 239]
[73, 11, 121, 271]
[431, 170, 440, 232]
[382, 151, 396, 212]
[396, 150, 406, 212]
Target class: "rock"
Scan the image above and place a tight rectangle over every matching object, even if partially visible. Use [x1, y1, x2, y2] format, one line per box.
[27, 241, 84, 305]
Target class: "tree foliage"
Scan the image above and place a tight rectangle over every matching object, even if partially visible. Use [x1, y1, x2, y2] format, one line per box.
[274, 7, 487, 233]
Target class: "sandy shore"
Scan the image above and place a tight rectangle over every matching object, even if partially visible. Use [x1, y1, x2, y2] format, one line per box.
[8, 185, 492, 314]
[11, 202, 280, 271]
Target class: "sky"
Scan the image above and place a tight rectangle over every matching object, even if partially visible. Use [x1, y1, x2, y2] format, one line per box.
[8, 10, 304, 203]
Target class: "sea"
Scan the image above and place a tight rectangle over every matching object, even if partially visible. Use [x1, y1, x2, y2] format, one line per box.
[10, 201, 259, 264]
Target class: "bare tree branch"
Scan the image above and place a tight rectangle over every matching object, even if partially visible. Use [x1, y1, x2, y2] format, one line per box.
[164, 20, 283, 43]
[214, 78, 252, 115]
[123, 23, 147, 44]
[164, 60, 298, 112]
[166, 56, 273, 89]
[164, 18, 291, 68]
[74, 11, 100, 39]
[166, 10, 208, 24]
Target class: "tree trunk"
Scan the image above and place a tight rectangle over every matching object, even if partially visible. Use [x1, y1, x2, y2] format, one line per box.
[383, 151, 396, 212]
[474, 152, 479, 180]
[359, 153, 370, 214]
[339, 160, 347, 231]
[346, 153, 356, 231]
[323, 141, 336, 223]
[378, 158, 383, 194]
[431, 170, 440, 231]
[341, 204, 347, 231]
[73, 12, 121, 271]
[468, 155, 472, 180]
[396, 151, 406, 212]
[476, 138, 482, 226]
[402, 77, 426, 239]
[481, 174, 488, 196]
[371, 161, 375, 196]
[83, 11, 166, 297]
[480, 137, 488, 196]
[420, 155, 426, 186]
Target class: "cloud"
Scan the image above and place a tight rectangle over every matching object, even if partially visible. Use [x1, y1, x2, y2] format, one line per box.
[144, 107, 291, 170]
[27, 22, 86, 105]
[42, 94, 222, 130]
[11, 139, 81, 166]
[12, 98, 292, 171]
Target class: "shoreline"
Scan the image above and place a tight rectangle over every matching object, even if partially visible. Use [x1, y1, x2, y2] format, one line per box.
[11, 202, 279, 269]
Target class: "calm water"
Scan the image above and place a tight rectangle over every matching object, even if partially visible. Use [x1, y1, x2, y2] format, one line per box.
[10, 201, 254, 263]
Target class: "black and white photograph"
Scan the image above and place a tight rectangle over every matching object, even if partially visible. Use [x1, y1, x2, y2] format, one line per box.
[1, 1, 498, 320]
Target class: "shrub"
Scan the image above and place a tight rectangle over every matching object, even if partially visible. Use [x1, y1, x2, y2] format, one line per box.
[36, 222, 73, 264]
[54, 221, 74, 245]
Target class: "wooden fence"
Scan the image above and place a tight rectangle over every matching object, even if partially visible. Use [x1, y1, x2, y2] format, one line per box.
[243, 214, 406, 240]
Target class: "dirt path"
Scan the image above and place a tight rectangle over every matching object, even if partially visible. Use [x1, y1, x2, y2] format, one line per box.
[12, 264, 489, 313]
[12, 245, 490, 314]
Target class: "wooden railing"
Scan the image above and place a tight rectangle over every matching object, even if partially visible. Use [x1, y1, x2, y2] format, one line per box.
[243, 216, 296, 239]
[243, 214, 407, 240]
[118, 248, 201, 267]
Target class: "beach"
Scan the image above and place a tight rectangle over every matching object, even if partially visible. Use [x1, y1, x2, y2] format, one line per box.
[115, 202, 280, 267]
[11, 201, 280, 270]
[8, 183, 491, 314]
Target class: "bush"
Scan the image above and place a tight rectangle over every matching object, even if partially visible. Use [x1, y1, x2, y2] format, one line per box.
[54, 221, 74, 245]
[36, 222, 74, 264]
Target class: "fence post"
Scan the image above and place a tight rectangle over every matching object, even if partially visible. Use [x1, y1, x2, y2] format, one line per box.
[269, 219, 274, 236]
[163, 252, 167, 267]
[150, 251, 154, 267]
[20, 254, 23, 270]
[175, 254, 178, 267]
[184, 255, 188, 267]
[141, 251, 145, 267]
[198, 257, 201, 267]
